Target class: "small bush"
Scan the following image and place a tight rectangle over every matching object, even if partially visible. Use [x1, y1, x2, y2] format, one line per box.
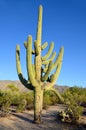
[43, 91, 52, 109]
[43, 90, 59, 109]
[16, 99, 27, 113]
[7, 84, 19, 92]
[25, 91, 34, 110]
[0, 90, 12, 116]
[60, 86, 85, 123]
[58, 104, 83, 123]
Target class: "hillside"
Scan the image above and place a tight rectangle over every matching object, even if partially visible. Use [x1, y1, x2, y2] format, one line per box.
[0, 80, 28, 92]
[0, 80, 68, 93]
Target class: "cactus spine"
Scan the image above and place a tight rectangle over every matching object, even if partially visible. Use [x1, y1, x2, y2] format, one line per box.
[16, 5, 64, 124]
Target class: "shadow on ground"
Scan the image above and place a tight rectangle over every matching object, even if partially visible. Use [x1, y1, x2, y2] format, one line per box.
[0, 105, 86, 130]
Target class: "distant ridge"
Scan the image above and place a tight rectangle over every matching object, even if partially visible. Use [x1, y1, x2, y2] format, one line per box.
[0, 80, 68, 93]
[54, 84, 69, 93]
[0, 80, 28, 92]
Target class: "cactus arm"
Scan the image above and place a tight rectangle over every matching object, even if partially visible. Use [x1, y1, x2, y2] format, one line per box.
[24, 41, 27, 49]
[42, 63, 62, 84]
[16, 45, 33, 90]
[27, 35, 39, 87]
[49, 47, 64, 83]
[42, 64, 62, 90]
[32, 50, 35, 54]
[41, 61, 53, 81]
[49, 88, 64, 103]
[43, 47, 64, 78]
[41, 42, 48, 50]
[50, 63, 62, 83]
[42, 51, 56, 65]
[44, 88, 64, 103]
[42, 42, 54, 61]
[42, 51, 56, 74]
[42, 47, 64, 72]
[16, 45, 26, 80]
[17, 73, 34, 90]
[34, 40, 40, 55]
[42, 47, 64, 90]
[53, 47, 64, 68]
[24, 41, 35, 54]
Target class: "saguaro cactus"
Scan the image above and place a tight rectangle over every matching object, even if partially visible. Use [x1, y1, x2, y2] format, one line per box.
[16, 5, 64, 124]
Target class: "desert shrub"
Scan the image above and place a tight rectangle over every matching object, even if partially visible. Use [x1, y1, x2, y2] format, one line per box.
[13, 92, 27, 112]
[6, 85, 19, 109]
[0, 84, 33, 113]
[7, 84, 19, 92]
[43, 90, 59, 109]
[7, 84, 28, 112]
[63, 86, 86, 106]
[69, 86, 86, 107]
[7, 84, 20, 106]
[16, 99, 27, 113]
[11, 93, 20, 106]
[0, 90, 12, 116]
[60, 86, 85, 123]
[7, 84, 34, 112]
[43, 91, 52, 109]
[25, 91, 34, 110]
[58, 105, 83, 123]
[12, 91, 34, 112]
[0, 84, 62, 114]
[49, 90, 59, 105]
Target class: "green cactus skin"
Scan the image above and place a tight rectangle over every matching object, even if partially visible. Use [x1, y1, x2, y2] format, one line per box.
[16, 5, 64, 124]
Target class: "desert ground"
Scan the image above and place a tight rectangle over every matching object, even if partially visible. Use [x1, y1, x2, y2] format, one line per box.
[0, 104, 86, 130]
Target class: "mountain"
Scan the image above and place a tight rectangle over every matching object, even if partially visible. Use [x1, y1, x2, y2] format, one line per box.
[54, 85, 69, 93]
[0, 80, 68, 93]
[0, 80, 28, 92]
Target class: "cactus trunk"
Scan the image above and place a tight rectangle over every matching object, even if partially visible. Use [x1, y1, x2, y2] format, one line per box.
[16, 5, 64, 124]
[34, 87, 43, 123]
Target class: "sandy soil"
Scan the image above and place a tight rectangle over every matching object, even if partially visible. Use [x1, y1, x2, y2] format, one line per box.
[0, 104, 86, 130]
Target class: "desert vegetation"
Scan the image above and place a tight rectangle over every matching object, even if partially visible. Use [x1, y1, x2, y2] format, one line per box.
[0, 84, 60, 115]
[0, 84, 86, 126]
[58, 86, 86, 124]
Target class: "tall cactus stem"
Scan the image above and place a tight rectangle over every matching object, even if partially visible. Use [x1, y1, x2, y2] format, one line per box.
[36, 5, 42, 44]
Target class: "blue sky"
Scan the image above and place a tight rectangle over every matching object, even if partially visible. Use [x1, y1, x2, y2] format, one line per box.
[0, 0, 86, 87]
